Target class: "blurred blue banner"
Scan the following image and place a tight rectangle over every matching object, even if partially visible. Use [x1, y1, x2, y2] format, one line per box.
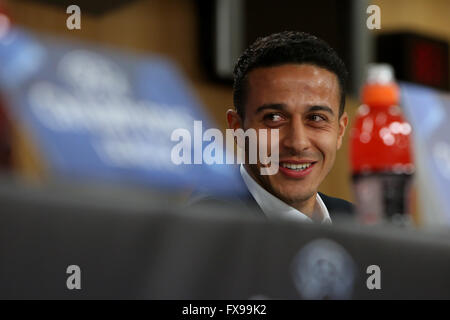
[0, 28, 245, 196]
[401, 82, 450, 226]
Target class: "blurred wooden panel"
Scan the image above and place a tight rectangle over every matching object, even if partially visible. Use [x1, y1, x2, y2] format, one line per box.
[373, 0, 450, 42]
[10, 123, 47, 182]
[14, 0, 139, 15]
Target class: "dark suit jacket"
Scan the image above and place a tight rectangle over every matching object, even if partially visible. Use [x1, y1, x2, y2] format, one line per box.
[188, 173, 355, 221]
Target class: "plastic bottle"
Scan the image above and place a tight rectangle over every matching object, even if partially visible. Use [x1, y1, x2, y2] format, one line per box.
[350, 64, 414, 226]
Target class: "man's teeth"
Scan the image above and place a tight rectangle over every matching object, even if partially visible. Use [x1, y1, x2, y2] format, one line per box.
[281, 162, 312, 171]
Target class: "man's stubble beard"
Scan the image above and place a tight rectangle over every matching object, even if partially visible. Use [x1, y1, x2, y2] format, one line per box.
[245, 162, 317, 207]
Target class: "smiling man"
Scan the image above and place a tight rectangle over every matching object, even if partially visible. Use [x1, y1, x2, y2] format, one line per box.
[225, 31, 354, 223]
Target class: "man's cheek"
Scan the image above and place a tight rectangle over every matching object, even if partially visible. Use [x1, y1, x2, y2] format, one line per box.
[322, 141, 338, 169]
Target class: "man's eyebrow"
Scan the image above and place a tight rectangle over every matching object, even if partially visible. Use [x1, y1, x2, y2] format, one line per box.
[308, 105, 334, 116]
[255, 103, 287, 114]
[255, 104, 335, 116]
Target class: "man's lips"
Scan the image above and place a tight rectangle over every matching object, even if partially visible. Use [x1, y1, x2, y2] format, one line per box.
[279, 159, 317, 164]
[278, 160, 317, 178]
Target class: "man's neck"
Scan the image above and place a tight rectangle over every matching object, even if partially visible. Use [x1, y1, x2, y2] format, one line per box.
[290, 195, 317, 218]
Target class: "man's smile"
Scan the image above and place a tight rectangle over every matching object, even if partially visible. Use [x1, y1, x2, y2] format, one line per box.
[278, 160, 317, 178]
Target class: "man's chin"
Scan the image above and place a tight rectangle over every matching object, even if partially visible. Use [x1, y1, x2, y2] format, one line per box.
[272, 188, 317, 206]
[250, 165, 318, 203]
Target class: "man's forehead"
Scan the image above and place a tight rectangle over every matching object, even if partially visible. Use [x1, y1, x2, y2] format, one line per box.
[246, 64, 340, 109]
[247, 63, 338, 87]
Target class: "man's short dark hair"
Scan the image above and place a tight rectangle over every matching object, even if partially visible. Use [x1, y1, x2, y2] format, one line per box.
[233, 31, 348, 119]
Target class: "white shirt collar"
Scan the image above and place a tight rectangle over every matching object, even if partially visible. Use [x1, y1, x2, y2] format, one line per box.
[240, 164, 332, 224]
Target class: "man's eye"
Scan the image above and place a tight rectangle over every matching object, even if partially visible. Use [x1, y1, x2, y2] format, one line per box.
[310, 114, 326, 122]
[264, 113, 283, 122]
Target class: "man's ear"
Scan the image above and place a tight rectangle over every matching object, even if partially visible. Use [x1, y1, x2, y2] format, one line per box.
[337, 111, 348, 150]
[226, 108, 243, 130]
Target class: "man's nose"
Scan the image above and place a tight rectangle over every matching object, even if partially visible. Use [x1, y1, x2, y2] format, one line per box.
[282, 117, 312, 153]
